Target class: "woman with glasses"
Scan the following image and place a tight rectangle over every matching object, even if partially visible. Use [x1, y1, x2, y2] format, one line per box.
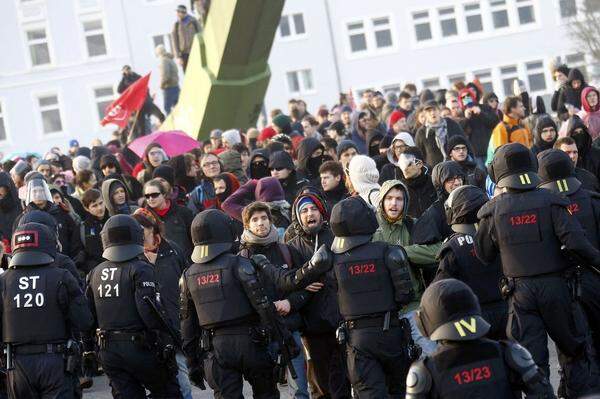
[143, 178, 194, 258]
[186, 153, 221, 214]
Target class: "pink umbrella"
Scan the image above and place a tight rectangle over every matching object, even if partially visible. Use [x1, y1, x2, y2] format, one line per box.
[128, 130, 199, 158]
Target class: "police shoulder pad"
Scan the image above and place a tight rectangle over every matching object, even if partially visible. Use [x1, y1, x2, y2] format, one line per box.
[437, 236, 456, 260]
[238, 258, 257, 275]
[476, 199, 495, 219]
[587, 189, 600, 201]
[544, 189, 570, 207]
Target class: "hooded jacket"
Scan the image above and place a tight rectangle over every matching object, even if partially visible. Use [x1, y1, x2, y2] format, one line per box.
[101, 178, 137, 216]
[350, 112, 368, 154]
[296, 138, 325, 184]
[578, 86, 600, 141]
[531, 115, 558, 155]
[372, 180, 414, 246]
[138, 143, 167, 184]
[366, 126, 385, 157]
[247, 149, 270, 180]
[269, 151, 308, 205]
[99, 154, 143, 201]
[218, 150, 248, 185]
[567, 116, 600, 179]
[564, 68, 588, 110]
[0, 172, 22, 251]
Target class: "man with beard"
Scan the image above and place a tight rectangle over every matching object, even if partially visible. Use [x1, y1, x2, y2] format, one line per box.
[286, 192, 351, 399]
[444, 136, 486, 190]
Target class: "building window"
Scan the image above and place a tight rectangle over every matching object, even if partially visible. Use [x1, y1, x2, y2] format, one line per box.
[152, 34, 173, 53]
[413, 11, 432, 41]
[439, 7, 458, 37]
[347, 21, 367, 52]
[566, 53, 588, 80]
[286, 69, 314, 94]
[490, 0, 509, 29]
[585, 0, 600, 12]
[501, 65, 518, 97]
[279, 13, 305, 38]
[516, 0, 536, 24]
[448, 73, 466, 84]
[82, 19, 107, 57]
[372, 17, 393, 48]
[37, 94, 62, 134]
[382, 84, 401, 94]
[422, 77, 440, 89]
[559, 0, 577, 17]
[94, 86, 115, 120]
[474, 69, 494, 94]
[464, 3, 484, 33]
[25, 27, 51, 66]
[0, 103, 6, 141]
[526, 61, 546, 92]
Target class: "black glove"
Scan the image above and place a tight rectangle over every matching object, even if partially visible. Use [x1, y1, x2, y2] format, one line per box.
[251, 254, 270, 271]
[189, 365, 206, 390]
[82, 351, 96, 377]
[308, 244, 333, 273]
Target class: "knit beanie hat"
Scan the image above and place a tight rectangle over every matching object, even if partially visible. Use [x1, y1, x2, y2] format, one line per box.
[222, 129, 242, 146]
[388, 110, 406, 128]
[34, 159, 51, 172]
[72, 155, 92, 173]
[152, 164, 175, 187]
[272, 114, 292, 130]
[297, 196, 315, 213]
[336, 140, 359, 158]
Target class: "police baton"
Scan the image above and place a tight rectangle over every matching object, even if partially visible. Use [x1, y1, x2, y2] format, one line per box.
[142, 296, 183, 351]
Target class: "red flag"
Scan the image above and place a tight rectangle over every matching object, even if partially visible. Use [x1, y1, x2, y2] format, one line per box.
[101, 73, 150, 127]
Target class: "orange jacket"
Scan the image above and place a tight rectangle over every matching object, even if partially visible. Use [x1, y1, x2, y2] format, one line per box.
[490, 114, 532, 150]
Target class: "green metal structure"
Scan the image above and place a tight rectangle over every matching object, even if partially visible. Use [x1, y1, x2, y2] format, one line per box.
[160, 0, 285, 140]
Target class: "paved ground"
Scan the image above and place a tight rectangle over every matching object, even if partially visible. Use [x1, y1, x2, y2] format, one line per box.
[84, 343, 560, 398]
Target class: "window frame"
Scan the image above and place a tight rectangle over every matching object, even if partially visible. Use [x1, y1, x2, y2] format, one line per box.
[343, 14, 397, 59]
[412, 10, 433, 42]
[438, 6, 459, 37]
[33, 91, 65, 136]
[151, 33, 174, 57]
[0, 99, 10, 144]
[285, 68, 316, 95]
[22, 23, 53, 68]
[91, 84, 116, 123]
[81, 15, 109, 59]
[278, 12, 307, 41]
[525, 59, 547, 93]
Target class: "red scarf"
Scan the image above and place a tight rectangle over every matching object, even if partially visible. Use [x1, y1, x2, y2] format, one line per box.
[154, 200, 171, 218]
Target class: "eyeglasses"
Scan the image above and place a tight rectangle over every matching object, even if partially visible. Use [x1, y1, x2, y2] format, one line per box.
[271, 167, 286, 171]
[144, 192, 162, 199]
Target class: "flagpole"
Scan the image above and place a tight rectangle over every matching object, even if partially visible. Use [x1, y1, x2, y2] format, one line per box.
[127, 110, 141, 144]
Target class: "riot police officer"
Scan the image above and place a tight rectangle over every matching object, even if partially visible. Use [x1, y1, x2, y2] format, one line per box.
[537, 149, 600, 365]
[180, 209, 297, 398]
[435, 185, 507, 339]
[475, 143, 600, 397]
[405, 278, 555, 398]
[84, 214, 182, 398]
[1, 222, 94, 398]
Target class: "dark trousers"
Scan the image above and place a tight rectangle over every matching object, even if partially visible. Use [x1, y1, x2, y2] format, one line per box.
[482, 300, 508, 341]
[204, 333, 278, 399]
[98, 340, 181, 399]
[7, 353, 70, 399]
[508, 275, 600, 398]
[346, 326, 407, 399]
[181, 53, 190, 72]
[579, 269, 600, 366]
[163, 86, 180, 114]
[302, 332, 351, 399]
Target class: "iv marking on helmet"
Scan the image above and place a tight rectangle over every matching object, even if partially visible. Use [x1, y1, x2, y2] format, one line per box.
[519, 174, 531, 185]
[557, 179, 569, 193]
[454, 317, 477, 337]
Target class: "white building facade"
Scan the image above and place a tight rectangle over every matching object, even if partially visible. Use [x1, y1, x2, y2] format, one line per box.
[0, 0, 182, 156]
[265, 0, 595, 114]
[0, 0, 595, 155]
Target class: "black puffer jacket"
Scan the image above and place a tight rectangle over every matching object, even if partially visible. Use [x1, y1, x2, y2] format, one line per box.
[146, 202, 194, 259]
[269, 151, 308, 205]
[444, 135, 486, 190]
[239, 241, 308, 331]
[462, 105, 499, 157]
[563, 68, 588, 110]
[77, 211, 108, 275]
[0, 172, 22, 248]
[530, 115, 558, 156]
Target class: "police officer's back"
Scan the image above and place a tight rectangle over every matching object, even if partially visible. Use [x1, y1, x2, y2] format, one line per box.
[1, 222, 93, 399]
[435, 185, 506, 339]
[180, 209, 291, 399]
[538, 149, 600, 367]
[475, 143, 600, 397]
[327, 196, 415, 398]
[406, 279, 555, 398]
[85, 214, 181, 398]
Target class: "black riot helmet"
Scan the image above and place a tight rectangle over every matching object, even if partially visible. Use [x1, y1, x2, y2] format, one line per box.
[10, 222, 57, 267]
[416, 278, 490, 341]
[101, 214, 144, 262]
[444, 185, 488, 236]
[537, 149, 581, 195]
[191, 209, 236, 263]
[330, 196, 378, 254]
[18, 210, 57, 232]
[487, 143, 540, 189]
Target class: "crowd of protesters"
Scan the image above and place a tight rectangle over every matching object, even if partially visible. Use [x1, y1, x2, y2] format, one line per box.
[2, 59, 599, 397]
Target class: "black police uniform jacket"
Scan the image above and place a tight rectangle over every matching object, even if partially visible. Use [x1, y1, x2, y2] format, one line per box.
[332, 241, 412, 319]
[436, 233, 504, 306]
[564, 187, 600, 249]
[86, 257, 163, 332]
[475, 188, 600, 277]
[1, 265, 93, 344]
